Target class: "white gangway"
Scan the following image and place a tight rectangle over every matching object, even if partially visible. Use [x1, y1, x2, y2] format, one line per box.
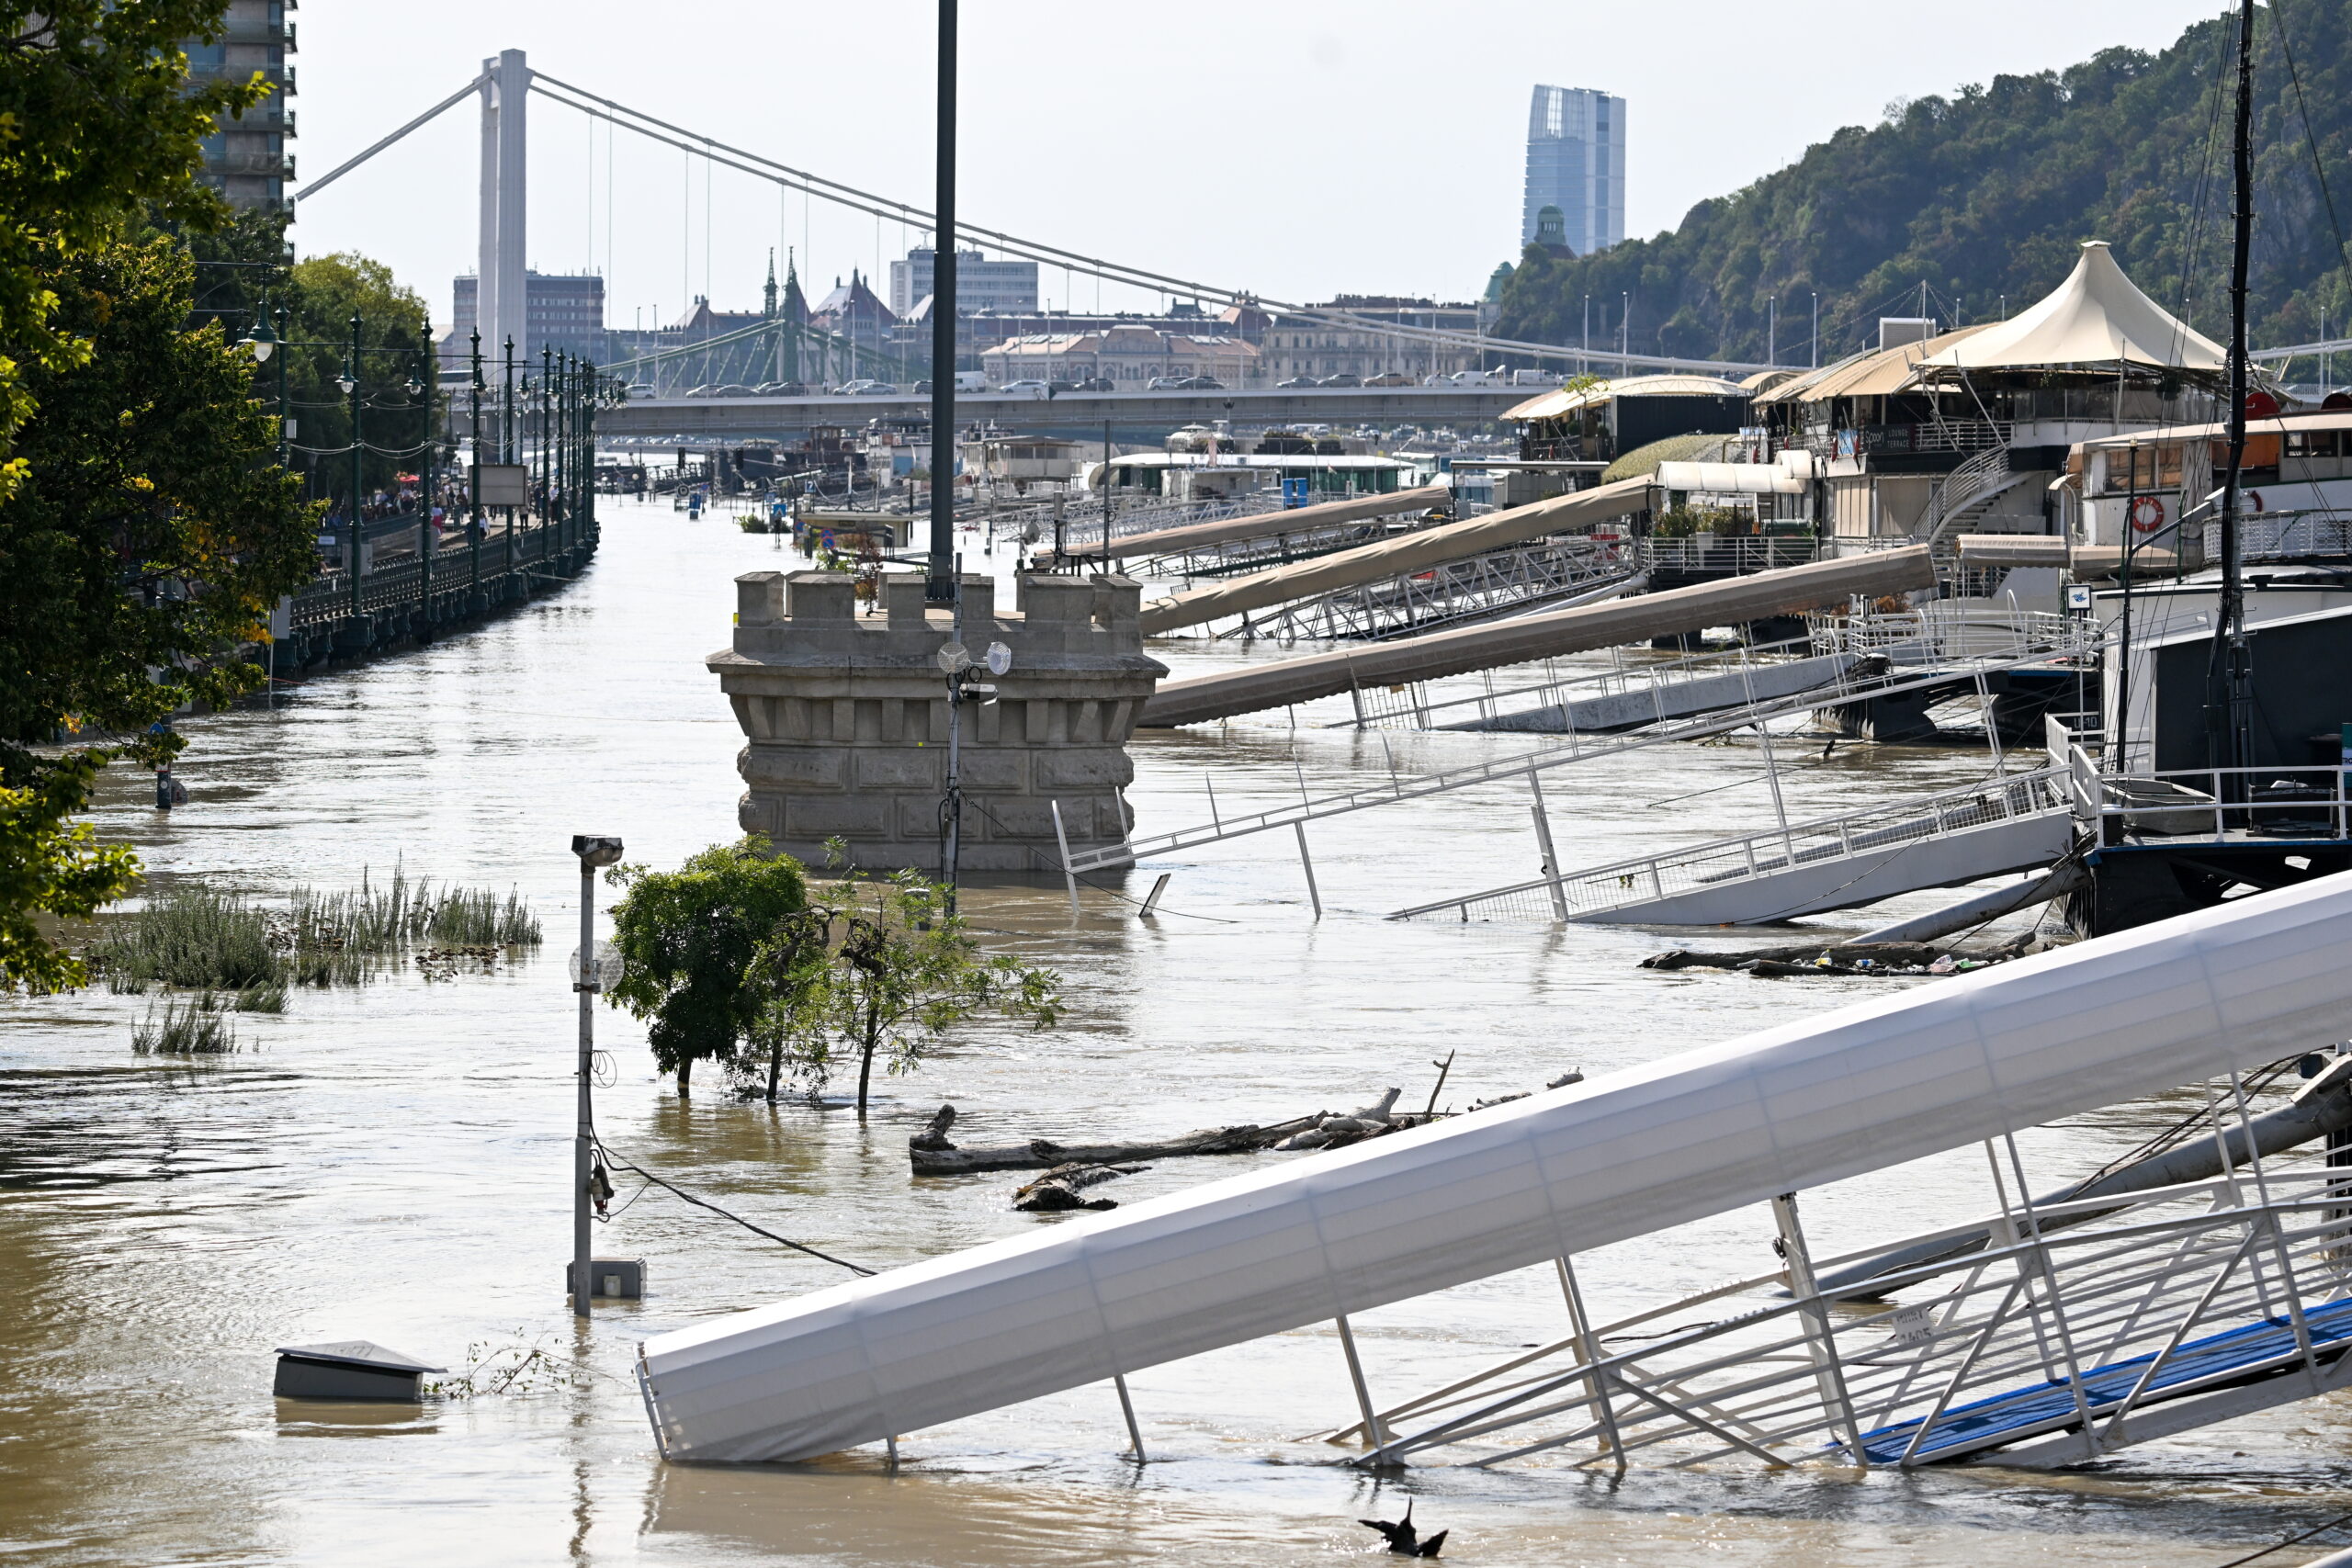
[638, 872, 2352, 1465]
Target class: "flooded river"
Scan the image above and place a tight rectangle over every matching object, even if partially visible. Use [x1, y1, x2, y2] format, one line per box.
[3, 496, 2345, 1565]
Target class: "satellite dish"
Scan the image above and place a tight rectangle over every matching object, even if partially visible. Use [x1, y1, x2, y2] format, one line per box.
[569, 941, 625, 990]
[936, 641, 972, 673]
[985, 641, 1012, 676]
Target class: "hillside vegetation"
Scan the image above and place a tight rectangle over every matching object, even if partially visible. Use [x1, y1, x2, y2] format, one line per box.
[1496, 1, 2352, 366]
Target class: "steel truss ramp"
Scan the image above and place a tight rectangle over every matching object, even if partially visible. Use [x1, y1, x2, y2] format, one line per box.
[1217, 541, 1639, 643]
[1391, 765, 2075, 926]
[1355, 1135, 2352, 1474]
[1069, 637, 2092, 877]
[635, 874, 2352, 1466]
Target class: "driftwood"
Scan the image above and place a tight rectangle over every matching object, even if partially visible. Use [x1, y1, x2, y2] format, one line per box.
[1012, 1161, 1149, 1213]
[1641, 937, 2041, 978]
[911, 1111, 1327, 1175]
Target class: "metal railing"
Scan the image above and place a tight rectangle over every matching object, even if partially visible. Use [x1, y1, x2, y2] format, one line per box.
[1388, 763, 2069, 925]
[1068, 630, 2103, 876]
[1349, 606, 2087, 733]
[292, 515, 577, 632]
[2086, 763, 2352, 848]
[1641, 536, 1821, 576]
[1342, 1085, 2352, 1472]
[2202, 509, 2352, 563]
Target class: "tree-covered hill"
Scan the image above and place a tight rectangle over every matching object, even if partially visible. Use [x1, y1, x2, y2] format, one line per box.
[1496, 1, 2352, 367]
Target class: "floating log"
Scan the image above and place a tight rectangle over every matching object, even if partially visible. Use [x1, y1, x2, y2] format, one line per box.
[911, 1113, 1325, 1176]
[1012, 1162, 1149, 1213]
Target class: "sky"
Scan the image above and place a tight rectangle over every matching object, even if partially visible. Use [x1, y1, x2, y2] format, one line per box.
[287, 1, 2233, 333]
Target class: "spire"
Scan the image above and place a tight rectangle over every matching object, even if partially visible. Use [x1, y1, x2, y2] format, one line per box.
[763, 249, 777, 320]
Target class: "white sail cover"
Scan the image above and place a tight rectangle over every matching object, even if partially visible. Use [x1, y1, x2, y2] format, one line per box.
[1917, 241, 2224, 373]
[638, 870, 2352, 1463]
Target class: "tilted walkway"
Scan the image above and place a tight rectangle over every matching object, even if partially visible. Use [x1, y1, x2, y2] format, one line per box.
[1077, 637, 2085, 876]
[1390, 764, 2075, 926]
[1220, 540, 1639, 643]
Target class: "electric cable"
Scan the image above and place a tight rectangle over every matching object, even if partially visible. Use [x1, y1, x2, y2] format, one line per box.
[591, 1134, 875, 1276]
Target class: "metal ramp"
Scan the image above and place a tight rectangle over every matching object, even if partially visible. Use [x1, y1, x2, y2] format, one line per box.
[1217, 540, 1638, 643]
[1074, 634, 2091, 877]
[1390, 764, 2075, 926]
[635, 874, 2352, 1468]
[1350, 1104, 2352, 1472]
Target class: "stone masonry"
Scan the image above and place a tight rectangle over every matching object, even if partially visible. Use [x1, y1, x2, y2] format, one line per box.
[709, 570, 1167, 872]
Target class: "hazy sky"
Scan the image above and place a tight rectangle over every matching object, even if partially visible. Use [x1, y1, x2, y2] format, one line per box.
[288, 1, 2230, 331]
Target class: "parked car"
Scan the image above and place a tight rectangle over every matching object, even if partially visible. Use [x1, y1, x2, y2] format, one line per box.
[1277, 376, 1320, 389]
[997, 379, 1052, 400]
[1318, 374, 1362, 388]
[855, 382, 899, 395]
[1146, 376, 1184, 390]
[1178, 376, 1224, 389]
[1072, 376, 1116, 391]
[1363, 371, 1412, 387]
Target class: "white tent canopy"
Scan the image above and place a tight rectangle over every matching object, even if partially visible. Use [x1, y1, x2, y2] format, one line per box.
[1917, 241, 2224, 374]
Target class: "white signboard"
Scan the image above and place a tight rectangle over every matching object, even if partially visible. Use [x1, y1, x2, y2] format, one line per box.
[472, 462, 528, 507]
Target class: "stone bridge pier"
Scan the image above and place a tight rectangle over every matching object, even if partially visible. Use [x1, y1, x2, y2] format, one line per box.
[709, 570, 1167, 873]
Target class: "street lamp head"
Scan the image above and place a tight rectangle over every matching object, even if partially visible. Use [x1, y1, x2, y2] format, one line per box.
[243, 319, 276, 362]
[404, 376, 424, 397]
[571, 834, 626, 867]
[334, 373, 357, 396]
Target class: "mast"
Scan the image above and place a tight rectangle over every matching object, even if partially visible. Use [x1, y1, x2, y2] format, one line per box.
[2211, 0, 2256, 789]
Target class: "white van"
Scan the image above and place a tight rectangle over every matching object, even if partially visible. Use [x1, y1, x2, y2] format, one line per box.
[952, 371, 990, 392]
[1450, 370, 1503, 388]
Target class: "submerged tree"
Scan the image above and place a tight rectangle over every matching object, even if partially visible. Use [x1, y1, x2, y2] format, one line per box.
[604, 837, 808, 1097]
[749, 850, 1062, 1116]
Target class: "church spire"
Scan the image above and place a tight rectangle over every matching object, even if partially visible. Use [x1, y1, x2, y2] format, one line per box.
[763, 249, 778, 319]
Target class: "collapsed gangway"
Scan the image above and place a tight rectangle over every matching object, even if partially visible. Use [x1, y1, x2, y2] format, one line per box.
[638, 872, 2352, 1469]
[1391, 761, 2075, 927]
[1136, 542, 1936, 726]
[1073, 618, 2083, 878]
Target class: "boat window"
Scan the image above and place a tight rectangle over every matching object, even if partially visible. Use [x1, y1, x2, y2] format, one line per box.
[2286, 428, 2341, 459]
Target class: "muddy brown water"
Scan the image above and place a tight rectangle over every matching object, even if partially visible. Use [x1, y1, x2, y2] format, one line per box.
[2, 496, 2345, 1566]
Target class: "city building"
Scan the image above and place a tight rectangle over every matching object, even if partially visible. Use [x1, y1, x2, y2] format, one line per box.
[185, 0, 296, 210]
[888, 245, 1040, 317]
[891, 297, 1265, 376]
[1523, 84, 1625, 254]
[1259, 299, 1487, 383]
[979, 326, 1258, 389]
[447, 271, 608, 362]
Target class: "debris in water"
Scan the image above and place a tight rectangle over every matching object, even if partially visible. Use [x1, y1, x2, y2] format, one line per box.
[1358, 1500, 1448, 1557]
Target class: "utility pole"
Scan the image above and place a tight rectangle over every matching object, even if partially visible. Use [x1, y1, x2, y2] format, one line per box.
[570, 834, 624, 1318]
[1811, 292, 1819, 368]
[2211, 0, 2257, 796]
[926, 0, 958, 605]
[1768, 297, 1776, 367]
[1581, 294, 1589, 376]
[503, 336, 518, 579]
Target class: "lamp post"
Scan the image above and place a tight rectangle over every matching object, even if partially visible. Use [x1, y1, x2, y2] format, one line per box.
[570, 834, 625, 1318]
[503, 336, 518, 579]
[340, 314, 363, 622]
[470, 329, 485, 607]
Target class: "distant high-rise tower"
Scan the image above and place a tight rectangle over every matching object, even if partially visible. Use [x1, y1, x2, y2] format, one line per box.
[1523, 85, 1625, 256]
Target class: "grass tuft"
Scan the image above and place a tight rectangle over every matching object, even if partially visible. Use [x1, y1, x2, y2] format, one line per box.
[131, 993, 240, 1055]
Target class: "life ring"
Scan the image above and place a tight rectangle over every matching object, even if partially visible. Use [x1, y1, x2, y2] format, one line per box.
[2245, 489, 2265, 513]
[2130, 494, 2165, 533]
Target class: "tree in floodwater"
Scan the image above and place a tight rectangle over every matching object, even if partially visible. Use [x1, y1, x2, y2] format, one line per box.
[603, 838, 809, 1097]
[747, 850, 1061, 1116]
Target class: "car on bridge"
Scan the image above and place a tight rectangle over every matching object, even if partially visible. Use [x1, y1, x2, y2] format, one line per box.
[998, 379, 1052, 400]
[1072, 376, 1115, 391]
[1148, 375, 1224, 390]
[1276, 376, 1319, 389]
[1363, 371, 1412, 387]
[1318, 373, 1362, 388]
[754, 380, 811, 396]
